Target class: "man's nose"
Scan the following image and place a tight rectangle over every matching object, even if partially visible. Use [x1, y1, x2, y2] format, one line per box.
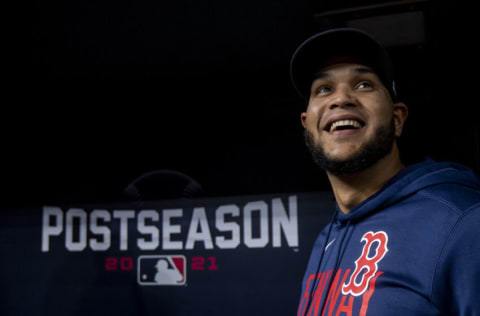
[329, 86, 356, 109]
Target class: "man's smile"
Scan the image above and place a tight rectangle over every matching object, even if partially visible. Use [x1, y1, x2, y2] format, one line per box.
[323, 114, 366, 135]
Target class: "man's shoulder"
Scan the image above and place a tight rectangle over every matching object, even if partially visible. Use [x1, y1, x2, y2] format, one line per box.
[415, 180, 480, 215]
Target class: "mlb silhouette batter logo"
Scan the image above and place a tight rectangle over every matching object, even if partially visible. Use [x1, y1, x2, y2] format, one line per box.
[138, 255, 186, 285]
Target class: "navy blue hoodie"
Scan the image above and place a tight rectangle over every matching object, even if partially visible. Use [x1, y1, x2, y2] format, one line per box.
[297, 159, 480, 316]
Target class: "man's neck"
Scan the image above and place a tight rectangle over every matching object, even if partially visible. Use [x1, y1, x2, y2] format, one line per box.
[327, 144, 404, 214]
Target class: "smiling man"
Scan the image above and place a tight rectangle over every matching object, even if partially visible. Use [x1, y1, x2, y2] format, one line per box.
[290, 28, 480, 316]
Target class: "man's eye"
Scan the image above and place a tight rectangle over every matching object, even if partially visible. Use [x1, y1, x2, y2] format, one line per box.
[316, 86, 332, 94]
[356, 81, 373, 89]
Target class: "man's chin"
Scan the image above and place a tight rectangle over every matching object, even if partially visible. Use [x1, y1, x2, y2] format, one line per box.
[304, 118, 396, 176]
[323, 151, 360, 164]
[317, 153, 377, 176]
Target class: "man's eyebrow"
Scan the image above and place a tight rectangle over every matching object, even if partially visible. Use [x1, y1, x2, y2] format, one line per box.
[312, 71, 331, 81]
[312, 66, 375, 81]
[353, 66, 375, 75]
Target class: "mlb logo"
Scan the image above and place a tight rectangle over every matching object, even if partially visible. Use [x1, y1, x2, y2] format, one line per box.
[138, 255, 186, 286]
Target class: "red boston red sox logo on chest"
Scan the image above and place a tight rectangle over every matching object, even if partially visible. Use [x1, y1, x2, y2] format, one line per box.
[298, 231, 389, 316]
[342, 231, 389, 296]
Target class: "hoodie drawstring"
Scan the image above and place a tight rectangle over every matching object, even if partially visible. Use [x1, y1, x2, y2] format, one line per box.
[302, 210, 337, 316]
[303, 217, 352, 316]
[317, 219, 351, 314]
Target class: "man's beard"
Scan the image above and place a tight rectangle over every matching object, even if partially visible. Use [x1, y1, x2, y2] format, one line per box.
[304, 118, 396, 176]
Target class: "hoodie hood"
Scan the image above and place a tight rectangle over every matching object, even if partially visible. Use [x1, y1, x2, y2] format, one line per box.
[336, 158, 480, 224]
[298, 158, 480, 316]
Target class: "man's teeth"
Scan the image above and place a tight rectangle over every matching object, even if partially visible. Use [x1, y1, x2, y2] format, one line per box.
[329, 120, 362, 132]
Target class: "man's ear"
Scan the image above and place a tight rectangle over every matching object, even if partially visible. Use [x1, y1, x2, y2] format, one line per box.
[393, 102, 408, 137]
[300, 112, 307, 128]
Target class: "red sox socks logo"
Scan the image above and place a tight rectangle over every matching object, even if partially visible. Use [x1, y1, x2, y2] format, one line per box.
[298, 231, 389, 316]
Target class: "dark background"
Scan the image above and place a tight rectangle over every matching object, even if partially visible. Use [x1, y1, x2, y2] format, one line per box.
[12, 0, 479, 206]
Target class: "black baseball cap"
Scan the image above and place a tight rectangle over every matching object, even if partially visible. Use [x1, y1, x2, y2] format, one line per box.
[290, 28, 397, 101]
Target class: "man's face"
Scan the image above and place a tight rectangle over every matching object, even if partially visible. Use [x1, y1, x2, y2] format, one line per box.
[300, 62, 407, 175]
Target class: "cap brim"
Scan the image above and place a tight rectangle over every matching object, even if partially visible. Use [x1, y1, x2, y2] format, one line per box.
[290, 28, 393, 100]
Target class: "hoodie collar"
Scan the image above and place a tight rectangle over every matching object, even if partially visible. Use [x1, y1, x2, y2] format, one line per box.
[335, 158, 480, 224]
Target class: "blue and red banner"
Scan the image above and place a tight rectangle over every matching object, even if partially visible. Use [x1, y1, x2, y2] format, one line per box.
[0, 192, 334, 316]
